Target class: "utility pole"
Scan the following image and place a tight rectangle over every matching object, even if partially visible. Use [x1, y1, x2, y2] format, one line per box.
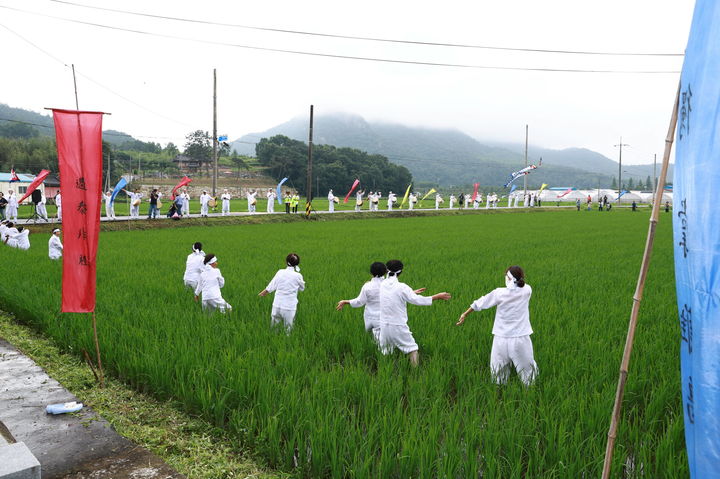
[212, 68, 218, 197]
[653, 153, 657, 191]
[524, 124, 528, 196]
[614, 137, 630, 198]
[306, 105, 314, 208]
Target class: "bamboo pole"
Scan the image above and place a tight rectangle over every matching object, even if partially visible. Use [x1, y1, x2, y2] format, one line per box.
[92, 311, 105, 388]
[601, 83, 680, 478]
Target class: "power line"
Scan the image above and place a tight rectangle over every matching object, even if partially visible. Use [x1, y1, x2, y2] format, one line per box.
[0, 5, 681, 74]
[46, 0, 684, 57]
[0, 116, 182, 141]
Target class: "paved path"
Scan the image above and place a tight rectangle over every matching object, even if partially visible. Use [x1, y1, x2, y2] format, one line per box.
[0, 339, 184, 479]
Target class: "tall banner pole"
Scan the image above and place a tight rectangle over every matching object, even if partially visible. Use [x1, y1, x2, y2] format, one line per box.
[305, 105, 314, 216]
[601, 84, 679, 478]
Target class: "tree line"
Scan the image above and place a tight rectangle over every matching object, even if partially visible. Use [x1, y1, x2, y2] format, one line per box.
[255, 135, 413, 196]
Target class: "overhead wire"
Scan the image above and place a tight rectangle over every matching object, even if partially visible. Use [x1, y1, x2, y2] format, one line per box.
[0, 5, 681, 74]
[45, 0, 684, 57]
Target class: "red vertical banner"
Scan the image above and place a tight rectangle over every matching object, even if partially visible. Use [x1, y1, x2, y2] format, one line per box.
[52, 109, 104, 313]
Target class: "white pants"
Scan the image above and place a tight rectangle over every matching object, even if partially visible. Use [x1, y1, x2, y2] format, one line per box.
[248, 203, 256, 213]
[364, 317, 381, 343]
[355, 204, 361, 212]
[201, 204, 209, 216]
[490, 335, 537, 386]
[267, 201, 274, 213]
[106, 205, 115, 219]
[36, 203, 48, 219]
[183, 202, 190, 216]
[202, 297, 232, 313]
[379, 323, 418, 354]
[408, 202, 414, 210]
[56, 206, 62, 221]
[130, 205, 139, 218]
[7, 205, 17, 221]
[222, 200, 230, 215]
[271, 306, 296, 332]
[329, 202, 334, 212]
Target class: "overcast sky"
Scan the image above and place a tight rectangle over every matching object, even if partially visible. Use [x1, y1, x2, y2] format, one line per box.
[0, 0, 695, 164]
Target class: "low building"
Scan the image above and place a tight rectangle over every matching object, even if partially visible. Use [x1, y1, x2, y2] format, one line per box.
[0, 172, 46, 204]
[172, 155, 201, 173]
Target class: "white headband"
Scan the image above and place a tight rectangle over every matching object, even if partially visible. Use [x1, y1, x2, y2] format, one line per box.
[53, 228, 61, 233]
[209, 256, 218, 264]
[506, 271, 516, 283]
[389, 269, 402, 275]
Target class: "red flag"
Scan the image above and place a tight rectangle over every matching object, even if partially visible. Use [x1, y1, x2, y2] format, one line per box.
[343, 179, 360, 203]
[18, 169, 50, 204]
[53, 109, 105, 313]
[557, 187, 573, 198]
[471, 183, 480, 202]
[171, 176, 192, 200]
[9, 168, 19, 182]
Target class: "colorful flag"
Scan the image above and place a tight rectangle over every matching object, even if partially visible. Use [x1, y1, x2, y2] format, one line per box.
[419, 188, 437, 207]
[53, 109, 105, 313]
[9, 168, 19, 182]
[18, 169, 50, 204]
[509, 185, 518, 194]
[504, 159, 543, 188]
[471, 183, 480, 202]
[674, 1, 720, 475]
[276, 177, 289, 204]
[343, 179, 360, 203]
[171, 176, 192, 200]
[557, 187, 574, 198]
[109, 177, 128, 205]
[616, 190, 629, 201]
[539, 183, 548, 194]
[400, 184, 412, 208]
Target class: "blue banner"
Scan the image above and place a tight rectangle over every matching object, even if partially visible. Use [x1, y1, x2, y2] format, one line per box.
[674, 1, 720, 477]
[509, 184, 517, 194]
[109, 177, 128, 206]
[276, 177, 288, 205]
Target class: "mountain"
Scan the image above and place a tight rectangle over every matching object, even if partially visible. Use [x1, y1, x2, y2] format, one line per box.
[230, 113, 635, 188]
[0, 103, 139, 145]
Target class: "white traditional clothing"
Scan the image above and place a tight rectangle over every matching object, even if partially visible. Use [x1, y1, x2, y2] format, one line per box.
[378, 275, 433, 354]
[55, 193, 62, 221]
[348, 277, 384, 341]
[265, 266, 305, 331]
[469, 283, 537, 385]
[6, 193, 18, 222]
[36, 194, 48, 220]
[435, 194, 442, 210]
[4, 227, 18, 247]
[0, 224, 7, 243]
[103, 193, 116, 219]
[370, 193, 379, 211]
[13, 229, 30, 250]
[266, 191, 276, 213]
[449, 195, 456, 209]
[183, 250, 205, 289]
[221, 193, 231, 215]
[328, 191, 335, 212]
[128, 192, 143, 218]
[195, 267, 232, 313]
[181, 193, 190, 216]
[246, 191, 257, 213]
[48, 234, 63, 259]
[355, 191, 363, 212]
[508, 195, 513, 207]
[523, 194, 530, 207]
[530, 194, 536, 207]
[408, 194, 417, 210]
[199, 193, 211, 217]
[464, 195, 471, 208]
[387, 193, 396, 211]
[514, 195, 520, 208]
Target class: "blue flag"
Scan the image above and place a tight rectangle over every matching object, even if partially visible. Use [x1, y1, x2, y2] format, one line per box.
[109, 177, 127, 206]
[674, 2, 720, 476]
[616, 190, 628, 201]
[276, 177, 288, 205]
[509, 184, 517, 194]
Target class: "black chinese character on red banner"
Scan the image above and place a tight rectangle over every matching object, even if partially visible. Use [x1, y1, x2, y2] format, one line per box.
[77, 228, 88, 240]
[78, 255, 89, 266]
[77, 201, 87, 215]
[75, 177, 87, 190]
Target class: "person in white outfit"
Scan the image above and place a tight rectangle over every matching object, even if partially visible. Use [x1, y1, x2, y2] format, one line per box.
[6, 190, 18, 222]
[513, 194, 520, 208]
[355, 190, 364, 212]
[9, 226, 30, 250]
[530, 194, 536, 207]
[387, 192, 396, 211]
[3, 222, 18, 246]
[0, 221, 8, 243]
[336, 262, 387, 342]
[54, 191, 62, 221]
[123, 189, 143, 218]
[199, 190, 211, 217]
[259, 253, 305, 332]
[449, 195, 456, 209]
[464, 194, 471, 209]
[523, 194, 530, 207]
[435, 194, 442, 210]
[180, 191, 190, 216]
[328, 189, 335, 212]
[371, 192, 380, 211]
[408, 193, 417, 210]
[183, 242, 205, 290]
[36, 193, 49, 220]
[247, 190, 257, 213]
[194, 254, 232, 313]
[267, 189, 276, 213]
[48, 228, 63, 260]
[221, 189, 231, 216]
[378, 259, 451, 366]
[456, 265, 537, 386]
[103, 191, 116, 219]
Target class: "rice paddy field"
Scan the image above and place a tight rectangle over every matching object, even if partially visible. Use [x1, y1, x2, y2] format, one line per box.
[0, 209, 685, 477]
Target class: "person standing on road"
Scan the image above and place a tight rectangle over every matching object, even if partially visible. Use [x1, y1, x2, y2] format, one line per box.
[328, 189, 336, 212]
[267, 189, 276, 213]
[6, 190, 18, 222]
[247, 190, 257, 213]
[0, 192, 7, 220]
[221, 189, 232, 216]
[456, 265, 537, 386]
[199, 190, 211, 217]
[54, 191, 62, 221]
[103, 190, 116, 220]
[284, 191, 292, 214]
[148, 189, 160, 219]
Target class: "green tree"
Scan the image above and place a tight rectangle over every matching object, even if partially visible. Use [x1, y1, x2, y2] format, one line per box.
[628, 177, 634, 189]
[0, 122, 39, 139]
[230, 151, 250, 178]
[645, 175, 652, 191]
[183, 130, 212, 176]
[164, 142, 179, 157]
[611, 177, 617, 189]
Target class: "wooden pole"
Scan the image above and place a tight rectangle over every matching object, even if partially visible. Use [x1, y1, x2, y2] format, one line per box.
[91, 311, 105, 387]
[306, 105, 314, 206]
[71, 64, 79, 110]
[212, 69, 218, 197]
[523, 124, 528, 196]
[601, 83, 680, 478]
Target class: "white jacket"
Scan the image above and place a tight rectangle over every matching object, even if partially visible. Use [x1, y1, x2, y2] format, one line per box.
[265, 266, 305, 309]
[349, 277, 383, 321]
[471, 285, 533, 337]
[195, 267, 226, 301]
[379, 275, 432, 325]
[48, 235, 63, 259]
[183, 251, 205, 284]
